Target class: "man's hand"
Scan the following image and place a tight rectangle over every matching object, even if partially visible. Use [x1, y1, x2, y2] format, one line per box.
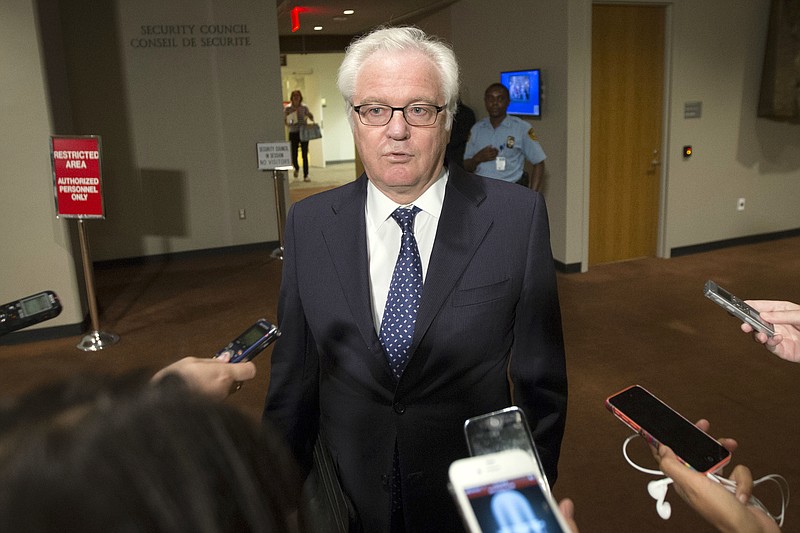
[463, 145, 499, 172]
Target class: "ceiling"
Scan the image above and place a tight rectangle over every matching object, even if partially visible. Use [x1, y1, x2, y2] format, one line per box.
[275, 0, 458, 37]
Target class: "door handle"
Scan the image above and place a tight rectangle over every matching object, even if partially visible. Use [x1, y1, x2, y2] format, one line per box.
[649, 149, 660, 169]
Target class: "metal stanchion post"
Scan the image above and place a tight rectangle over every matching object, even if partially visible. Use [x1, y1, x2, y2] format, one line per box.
[76, 219, 119, 351]
[270, 169, 289, 260]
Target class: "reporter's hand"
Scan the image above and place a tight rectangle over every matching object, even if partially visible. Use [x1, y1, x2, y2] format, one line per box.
[742, 300, 800, 362]
[657, 445, 779, 533]
[151, 355, 256, 400]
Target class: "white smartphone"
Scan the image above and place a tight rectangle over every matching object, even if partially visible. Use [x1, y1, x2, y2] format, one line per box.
[463, 406, 550, 494]
[448, 449, 571, 533]
[704, 280, 775, 337]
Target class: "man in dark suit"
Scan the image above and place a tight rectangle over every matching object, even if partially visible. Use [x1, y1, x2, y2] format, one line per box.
[263, 26, 567, 532]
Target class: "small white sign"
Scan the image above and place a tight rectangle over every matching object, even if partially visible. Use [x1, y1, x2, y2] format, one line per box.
[257, 142, 292, 170]
[684, 101, 702, 119]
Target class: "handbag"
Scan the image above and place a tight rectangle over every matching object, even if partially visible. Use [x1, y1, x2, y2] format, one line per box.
[300, 122, 322, 141]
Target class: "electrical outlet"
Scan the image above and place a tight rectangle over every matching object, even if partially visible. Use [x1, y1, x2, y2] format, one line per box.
[737, 198, 745, 211]
[238, 208, 246, 219]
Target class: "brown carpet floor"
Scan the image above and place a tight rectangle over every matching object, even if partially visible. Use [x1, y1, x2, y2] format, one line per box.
[2, 235, 799, 532]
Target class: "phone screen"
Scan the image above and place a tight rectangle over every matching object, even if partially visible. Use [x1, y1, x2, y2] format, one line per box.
[20, 293, 52, 316]
[606, 385, 730, 473]
[462, 474, 566, 533]
[239, 322, 271, 347]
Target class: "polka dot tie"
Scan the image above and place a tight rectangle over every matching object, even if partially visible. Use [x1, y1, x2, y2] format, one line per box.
[380, 206, 423, 381]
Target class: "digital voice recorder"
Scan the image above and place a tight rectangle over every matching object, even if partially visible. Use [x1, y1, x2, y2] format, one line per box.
[0, 291, 63, 336]
[214, 319, 280, 363]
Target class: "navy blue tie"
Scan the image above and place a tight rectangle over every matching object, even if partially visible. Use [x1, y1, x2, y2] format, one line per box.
[380, 206, 423, 381]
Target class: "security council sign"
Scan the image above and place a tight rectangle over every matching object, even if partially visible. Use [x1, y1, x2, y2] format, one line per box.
[257, 141, 292, 170]
[50, 136, 105, 219]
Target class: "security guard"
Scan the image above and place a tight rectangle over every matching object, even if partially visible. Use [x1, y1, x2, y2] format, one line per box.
[464, 82, 546, 190]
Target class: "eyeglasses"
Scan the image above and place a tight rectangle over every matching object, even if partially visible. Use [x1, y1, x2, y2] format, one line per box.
[352, 103, 445, 126]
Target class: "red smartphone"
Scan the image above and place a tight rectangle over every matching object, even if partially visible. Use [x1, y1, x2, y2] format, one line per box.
[605, 385, 731, 473]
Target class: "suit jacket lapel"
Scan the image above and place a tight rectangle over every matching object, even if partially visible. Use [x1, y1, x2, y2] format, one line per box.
[320, 176, 393, 380]
[412, 167, 492, 349]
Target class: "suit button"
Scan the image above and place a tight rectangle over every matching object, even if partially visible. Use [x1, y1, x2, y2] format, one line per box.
[381, 474, 390, 490]
[393, 403, 405, 414]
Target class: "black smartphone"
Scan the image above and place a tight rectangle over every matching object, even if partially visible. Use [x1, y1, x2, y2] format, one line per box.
[463, 406, 550, 495]
[704, 280, 775, 337]
[605, 385, 731, 473]
[215, 319, 280, 363]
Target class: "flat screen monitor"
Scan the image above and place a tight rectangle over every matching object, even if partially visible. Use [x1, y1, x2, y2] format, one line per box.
[500, 69, 541, 117]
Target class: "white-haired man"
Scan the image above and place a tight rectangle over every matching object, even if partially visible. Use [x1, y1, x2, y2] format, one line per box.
[263, 26, 567, 532]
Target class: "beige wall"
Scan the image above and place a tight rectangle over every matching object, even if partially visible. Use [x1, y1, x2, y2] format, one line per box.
[59, 0, 285, 261]
[663, 0, 800, 248]
[0, 0, 84, 330]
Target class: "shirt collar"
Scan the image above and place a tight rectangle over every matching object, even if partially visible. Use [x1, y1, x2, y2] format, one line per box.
[366, 167, 448, 227]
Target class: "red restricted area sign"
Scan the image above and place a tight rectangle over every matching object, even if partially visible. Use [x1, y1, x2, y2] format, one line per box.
[51, 136, 105, 219]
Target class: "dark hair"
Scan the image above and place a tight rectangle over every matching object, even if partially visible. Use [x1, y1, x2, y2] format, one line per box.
[484, 82, 510, 99]
[0, 372, 305, 533]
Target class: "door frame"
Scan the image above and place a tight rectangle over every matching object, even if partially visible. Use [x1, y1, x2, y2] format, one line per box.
[581, 1, 673, 271]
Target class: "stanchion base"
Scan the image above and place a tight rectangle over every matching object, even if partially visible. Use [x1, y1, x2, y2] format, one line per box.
[77, 330, 120, 352]
[270, 246, 284, 260]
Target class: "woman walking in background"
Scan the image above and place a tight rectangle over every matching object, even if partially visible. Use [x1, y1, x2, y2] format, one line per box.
[284, 90, 314, 181]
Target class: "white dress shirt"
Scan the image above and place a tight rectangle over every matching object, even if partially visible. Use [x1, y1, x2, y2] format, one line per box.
[366, 169, 448, 333]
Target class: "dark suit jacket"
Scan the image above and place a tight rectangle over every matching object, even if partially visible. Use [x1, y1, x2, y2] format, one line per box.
[263, 165, 567, 532]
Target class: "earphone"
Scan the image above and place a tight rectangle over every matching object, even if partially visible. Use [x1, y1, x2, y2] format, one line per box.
[646, 477, 673, 519]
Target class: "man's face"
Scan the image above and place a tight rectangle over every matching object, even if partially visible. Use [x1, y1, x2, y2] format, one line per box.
[484, 87, 510, 120]
[351, 50, 449, 203]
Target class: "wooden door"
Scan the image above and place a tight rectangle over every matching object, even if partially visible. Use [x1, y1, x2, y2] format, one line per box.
[589, 4, 665, 265]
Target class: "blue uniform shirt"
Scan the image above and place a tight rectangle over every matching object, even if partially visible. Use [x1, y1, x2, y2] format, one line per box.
[464, 115, 546, 182]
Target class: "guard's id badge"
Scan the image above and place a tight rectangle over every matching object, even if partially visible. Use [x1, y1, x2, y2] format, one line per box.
[495, 157, 506, 171]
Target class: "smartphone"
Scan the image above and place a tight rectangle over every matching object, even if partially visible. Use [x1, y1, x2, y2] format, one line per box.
[704, 280, 775, 337]
[214, 319, 280, 363]
[448, 449, 571, 533]
[464, 406, 550, 494]
[605, 384, 731, 473]
[0, 290, 62, 336]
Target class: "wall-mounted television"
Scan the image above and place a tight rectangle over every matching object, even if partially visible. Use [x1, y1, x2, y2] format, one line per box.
[500, 69, 541, 118]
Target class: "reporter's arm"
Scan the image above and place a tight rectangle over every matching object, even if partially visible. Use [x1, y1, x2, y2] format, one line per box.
[152, 355, 256, 400]
[657, 446, 779, 533]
